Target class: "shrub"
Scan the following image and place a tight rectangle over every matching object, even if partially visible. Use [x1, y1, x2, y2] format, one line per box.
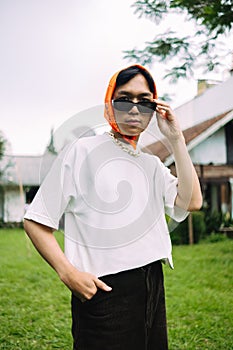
[0, 220, 23, 229]
[169, 211, 206, 245]
[202, 232, 228, 243]
[204, 210, 222, 234]
[169, 218, 188, 245]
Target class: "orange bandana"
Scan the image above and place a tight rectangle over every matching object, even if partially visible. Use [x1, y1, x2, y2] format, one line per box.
[104, 64, 157, 149]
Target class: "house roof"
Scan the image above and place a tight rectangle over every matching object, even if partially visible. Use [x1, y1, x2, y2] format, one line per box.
[0, 152, 56, 186]
[0, 155, 42, 186]
[142, 109, 233, 165]
[173, 74, 233, 130]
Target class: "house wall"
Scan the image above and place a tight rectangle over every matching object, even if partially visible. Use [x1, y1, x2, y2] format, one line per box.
[3, 187, 25, 222]
[189, 128, 227, 165]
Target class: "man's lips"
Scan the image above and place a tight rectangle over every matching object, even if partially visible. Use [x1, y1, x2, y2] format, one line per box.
[125, 119, 142, 125]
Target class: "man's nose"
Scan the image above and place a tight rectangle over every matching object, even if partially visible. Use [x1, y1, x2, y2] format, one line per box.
[129, 102, 140, 114]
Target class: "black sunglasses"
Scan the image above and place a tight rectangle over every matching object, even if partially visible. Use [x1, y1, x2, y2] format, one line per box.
[112, 99, 157, 114]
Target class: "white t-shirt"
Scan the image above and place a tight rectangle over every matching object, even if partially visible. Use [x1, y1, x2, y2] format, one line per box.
[24, 133, 188, 277]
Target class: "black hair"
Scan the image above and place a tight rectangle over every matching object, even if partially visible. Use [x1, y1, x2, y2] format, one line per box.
[115, 65, 155, 94]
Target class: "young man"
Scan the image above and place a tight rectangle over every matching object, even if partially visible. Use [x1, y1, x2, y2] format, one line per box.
[24, 64, 202, 349]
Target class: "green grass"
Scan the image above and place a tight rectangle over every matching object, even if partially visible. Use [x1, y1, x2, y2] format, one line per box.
[164, 238, 233, 350]
[0, 229, 72, 349]
[0, 229, 232, 349]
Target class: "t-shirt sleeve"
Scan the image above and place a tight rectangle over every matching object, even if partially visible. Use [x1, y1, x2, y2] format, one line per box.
[159, 159, 189, 223]
[24, 142, 77, 230]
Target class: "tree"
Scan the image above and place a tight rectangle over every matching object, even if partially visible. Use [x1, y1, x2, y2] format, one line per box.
[124, 0, 233, 82]
[46, 127, 57, 155]
[0, 136, 5, 158]
[0, 134, 6, 180]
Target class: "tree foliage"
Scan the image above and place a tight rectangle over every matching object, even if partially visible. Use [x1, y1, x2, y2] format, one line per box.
[0, 135, 6, 180]
[0, 135, 6, 161]
[124, 0, 233, 82]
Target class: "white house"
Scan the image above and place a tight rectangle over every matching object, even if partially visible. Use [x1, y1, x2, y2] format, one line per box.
[143, 75, 233, 220]
[0, 155, 42, 224]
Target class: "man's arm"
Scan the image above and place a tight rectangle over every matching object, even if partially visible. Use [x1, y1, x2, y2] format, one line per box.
[169, 135, 202, 211]
[155, 100, 203, 211]
[24, 219, 112, 301]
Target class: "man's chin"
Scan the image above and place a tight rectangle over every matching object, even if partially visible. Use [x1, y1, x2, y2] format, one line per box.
[118, 126, 143, 137]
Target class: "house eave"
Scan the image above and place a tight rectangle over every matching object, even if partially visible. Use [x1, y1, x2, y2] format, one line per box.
[164, 110, 233, 166]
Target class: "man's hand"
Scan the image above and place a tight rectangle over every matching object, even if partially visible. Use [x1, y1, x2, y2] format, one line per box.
[155, 99, 183, 142]
[60, 267, 112, 302]
[24, 220, 112, 303]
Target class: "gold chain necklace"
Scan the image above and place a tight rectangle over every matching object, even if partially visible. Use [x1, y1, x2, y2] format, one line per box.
[108, 132, 140, 157]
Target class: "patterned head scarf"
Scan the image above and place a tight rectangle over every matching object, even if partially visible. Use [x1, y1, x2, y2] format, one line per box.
[104, 64, 157, 149]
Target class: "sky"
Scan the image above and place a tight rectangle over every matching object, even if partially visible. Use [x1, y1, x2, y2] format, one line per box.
[0, 0, 231, 155]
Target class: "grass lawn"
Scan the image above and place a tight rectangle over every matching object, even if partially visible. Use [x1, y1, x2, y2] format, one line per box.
[0, 229, 232, 349]
[164, 237, 233, 350]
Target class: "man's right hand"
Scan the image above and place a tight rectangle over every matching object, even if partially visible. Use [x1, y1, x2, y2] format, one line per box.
[60, 267, 112, 302]
[24, 220, 112, 303]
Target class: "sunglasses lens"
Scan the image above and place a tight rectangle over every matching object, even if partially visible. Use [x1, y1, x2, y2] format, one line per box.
[113, 100, 133, 112]
[138, 102, 157, 113]
[113, 100, 156, 114]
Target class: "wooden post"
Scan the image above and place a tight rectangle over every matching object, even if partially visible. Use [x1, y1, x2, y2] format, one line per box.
[220, 183, 228, 214]
[188, 212, 194, 245]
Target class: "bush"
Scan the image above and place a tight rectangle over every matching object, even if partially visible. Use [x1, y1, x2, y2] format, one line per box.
[169, 211, 206, 245]
[221, 211, 233, 229]
[202, 232, 228, 243]
[0, 220, 23, 229]
[169, 218, 188, 245]
[204, 210, 222, 234]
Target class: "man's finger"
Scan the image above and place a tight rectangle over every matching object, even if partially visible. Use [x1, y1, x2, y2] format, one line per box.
[94, 278, 112, 292]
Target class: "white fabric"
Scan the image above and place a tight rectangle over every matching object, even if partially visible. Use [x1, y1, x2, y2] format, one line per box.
[24, 133, 188, 277]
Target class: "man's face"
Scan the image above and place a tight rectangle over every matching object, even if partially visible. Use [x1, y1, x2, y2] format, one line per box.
[112, 74, 154, 136]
